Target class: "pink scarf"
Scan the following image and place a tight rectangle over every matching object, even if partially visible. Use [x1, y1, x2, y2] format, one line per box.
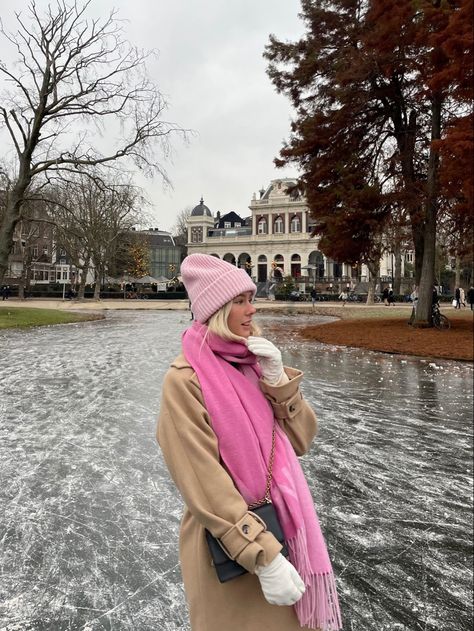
[182, 322, 342, 630]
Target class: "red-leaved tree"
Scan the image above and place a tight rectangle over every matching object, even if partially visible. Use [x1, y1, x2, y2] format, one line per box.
[265, 0, 473, 325]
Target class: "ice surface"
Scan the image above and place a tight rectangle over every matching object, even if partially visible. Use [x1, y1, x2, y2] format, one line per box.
[0, 311, 472, 630]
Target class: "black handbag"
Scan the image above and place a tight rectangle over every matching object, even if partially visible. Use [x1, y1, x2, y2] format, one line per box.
[205, 423, 288, 583]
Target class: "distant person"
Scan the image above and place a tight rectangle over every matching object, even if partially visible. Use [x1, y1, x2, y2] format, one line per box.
[388, 288, 395, 306]
[467, 286, 474, 311]
[459, 287, 466, 308]
[454, 286, 461, 309]
[310, 287, 317, 307]
[338, 290, 348, 306]
[382, 287, 389, 305]
[432, 285, 439, 306]
[1, 286, 10, 300]
[409, 286, 418, 325]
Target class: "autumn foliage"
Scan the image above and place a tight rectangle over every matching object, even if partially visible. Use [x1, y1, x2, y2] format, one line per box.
[265, 0, 473, 323]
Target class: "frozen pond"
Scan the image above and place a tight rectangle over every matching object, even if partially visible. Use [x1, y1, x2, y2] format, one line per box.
[0, 310, 472, 631]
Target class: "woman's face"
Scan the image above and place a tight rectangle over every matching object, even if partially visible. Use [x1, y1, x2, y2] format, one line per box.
[227, 291, 256, 339]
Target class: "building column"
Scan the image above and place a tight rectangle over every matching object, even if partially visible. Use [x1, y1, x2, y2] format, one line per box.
[268, 215, 273, 235]
[252, 213, 256, 236]
[324, 256, 332, 278]
[284, 212, 290, 234]
[302, 210, 307, 233]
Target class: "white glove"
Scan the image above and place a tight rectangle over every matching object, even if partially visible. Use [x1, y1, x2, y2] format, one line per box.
[247, 336, 285, 385]
[255, 553, 305, 606]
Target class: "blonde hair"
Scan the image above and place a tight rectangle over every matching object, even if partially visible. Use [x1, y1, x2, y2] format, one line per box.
[207, 298, 260, 342]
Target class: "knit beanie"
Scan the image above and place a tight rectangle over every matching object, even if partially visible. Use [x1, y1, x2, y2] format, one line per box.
[181, 253, 257, 323]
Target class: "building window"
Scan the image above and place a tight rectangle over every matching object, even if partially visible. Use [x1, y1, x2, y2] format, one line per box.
[60, 249, 67, 256]
[291, 254, 301, 278]
[191, 227, 202, 243]
[274, 216, 284, 234]
[224, 222, 231, 228]
[257, 218, 267, 234]
[42, 246, 48, 256]
[290, 216, 301, 232]
[32, 246, 38, 258]
[234, 222, 241, 228]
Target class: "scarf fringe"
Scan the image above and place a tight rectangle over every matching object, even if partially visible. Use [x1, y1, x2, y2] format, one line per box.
[287, 532, 342, 631]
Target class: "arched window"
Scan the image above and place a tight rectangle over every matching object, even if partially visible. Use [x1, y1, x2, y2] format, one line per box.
[272, 254, 284, 279]
[274, 216, 284, 234]
[291, 254, 301, 278]
[290, 215, 301, 233]
[309, 251, 325, 279]
[257, 217, 267, 234]
[223, 253, 236, 265]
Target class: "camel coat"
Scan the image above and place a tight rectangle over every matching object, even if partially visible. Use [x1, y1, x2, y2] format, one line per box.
[157, 353, 318, 631]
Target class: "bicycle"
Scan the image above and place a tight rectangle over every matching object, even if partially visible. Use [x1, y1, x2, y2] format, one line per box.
[432, 302, 450, 330]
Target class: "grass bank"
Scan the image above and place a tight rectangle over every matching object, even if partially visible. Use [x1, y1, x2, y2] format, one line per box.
[0, 306, 104, 330]
[298, 308, 473, 362]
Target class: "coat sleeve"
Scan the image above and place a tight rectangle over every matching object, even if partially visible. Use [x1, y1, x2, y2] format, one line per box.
[157, 364, 282, 573]
[259, 366, 317, 456]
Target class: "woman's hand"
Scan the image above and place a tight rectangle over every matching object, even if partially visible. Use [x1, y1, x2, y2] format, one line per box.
[247, 336, 285, 385]
[255, 553, 305, 606]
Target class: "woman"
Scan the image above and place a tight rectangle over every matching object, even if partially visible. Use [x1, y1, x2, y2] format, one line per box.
[157, 254, 341, 631]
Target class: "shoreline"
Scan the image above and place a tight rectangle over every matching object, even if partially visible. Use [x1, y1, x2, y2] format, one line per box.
[1, 298, 472, 362]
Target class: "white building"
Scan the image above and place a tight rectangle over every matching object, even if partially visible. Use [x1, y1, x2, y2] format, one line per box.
[187, 178, 405, 292]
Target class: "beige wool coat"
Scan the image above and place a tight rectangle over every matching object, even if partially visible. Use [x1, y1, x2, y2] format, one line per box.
[157, 353, 318, 631]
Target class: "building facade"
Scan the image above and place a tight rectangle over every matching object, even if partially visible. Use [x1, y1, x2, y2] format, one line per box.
[135, 228, 184, 279]
[187, 179, 407, 292]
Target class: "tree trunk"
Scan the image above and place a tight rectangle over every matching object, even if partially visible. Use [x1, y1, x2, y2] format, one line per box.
[93, 266, 101, 300]
[18, 275, 25, 300]
[93, 282, 101, 300]
[366, 261, 379, 304]
[412, 221, 425, 286]
[414, 97, 442, 326]
[394, 244, 402, 295]
[395, 109, 425, 286]
[77, 258, 90, 300]
[0, 183, 30, 285]
[454, 253, 461, 288]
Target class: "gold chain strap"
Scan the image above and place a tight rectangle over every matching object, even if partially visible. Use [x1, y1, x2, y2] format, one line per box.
[248, 422, 276, 509]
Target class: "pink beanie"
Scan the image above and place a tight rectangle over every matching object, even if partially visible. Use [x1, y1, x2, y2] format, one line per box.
[181, 254, 256, 323]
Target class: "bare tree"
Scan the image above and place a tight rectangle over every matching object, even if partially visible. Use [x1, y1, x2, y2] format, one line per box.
[0, 0, 185, 284]
[15, 211, 54, 299]
[53, 173, 143, 299]
[171, 206, 192, 246]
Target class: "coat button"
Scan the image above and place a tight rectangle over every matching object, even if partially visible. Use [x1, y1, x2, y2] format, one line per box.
[242, 524, 250, 534]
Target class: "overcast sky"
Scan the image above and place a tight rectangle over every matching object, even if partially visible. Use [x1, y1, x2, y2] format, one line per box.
[0, 0, 305, 232]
